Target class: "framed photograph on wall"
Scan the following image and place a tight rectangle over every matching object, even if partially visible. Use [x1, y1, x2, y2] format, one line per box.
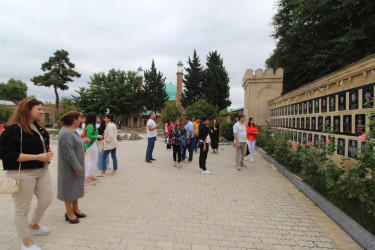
[329, 95, 336, 112]
[314, 99, 319, 113]
[325, 116, 331, 131]
[291, 105, 295, 115]
[349, 90, 358, 110]
[343, 115, 352, 134]
[318, 116, 323, 132]
[337, 138, 345, 156]
[348, 140, 358, 159]
[314, 134, 319, 147]
[303, 102, 307, 114]
[321, 97, 327, 112]
[301, 117, 305, 129]
[303, 133, 307, 143]
[297, 118, 300, 129]
[355, 114, 365, 135]
[293, 118, 296, 128]
[298, 103, 302, 115]
[308, 100, 313, 114]
[308, 133, 312, 143]
[306, 117, 310, 130]
[339, 93, 346, 111]
[298, 132, 302, 143]
[362, 86, 374, 108]
[333, 116, 341, 133]
[294, 131, 297, 141]
[312, 117, 316, 131]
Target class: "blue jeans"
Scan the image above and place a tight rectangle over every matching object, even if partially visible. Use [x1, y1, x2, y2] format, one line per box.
[102, 148, 117, 171]
[182, 136, 195, 161]
[145, 137, 156, 161]
[97, 149, 109, 170]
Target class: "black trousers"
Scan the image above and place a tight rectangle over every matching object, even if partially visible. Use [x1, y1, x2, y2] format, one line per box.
[172, 144, 181, 162]
[199, 142, 209, 171]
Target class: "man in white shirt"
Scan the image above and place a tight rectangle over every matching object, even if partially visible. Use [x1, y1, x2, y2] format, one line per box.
[233, 114, 247, 171]
[145, 112, 159, 163]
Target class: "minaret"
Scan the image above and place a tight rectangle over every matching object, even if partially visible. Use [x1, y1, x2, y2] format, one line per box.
[176, 60, 183, 105]
[136, 66, 143, 88]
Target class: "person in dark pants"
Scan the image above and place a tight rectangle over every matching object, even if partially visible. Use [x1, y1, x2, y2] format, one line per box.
[198, 117, 211, 175]
[168, 118, 186, 168]
[145, 112, 159, 163]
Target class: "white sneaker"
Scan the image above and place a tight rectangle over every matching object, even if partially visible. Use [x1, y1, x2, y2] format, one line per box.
[28, 225, 50, 235]
[198, 168, 202, 172]
[185, 159, 188, 163]
[251, 158, 255, 162]
[21, 244, 41, 250]
[201, 170, 211, 175]
[244, 156, 248, 161]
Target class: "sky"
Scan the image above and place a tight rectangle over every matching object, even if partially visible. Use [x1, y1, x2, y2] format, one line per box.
[0, 0, 278, 109]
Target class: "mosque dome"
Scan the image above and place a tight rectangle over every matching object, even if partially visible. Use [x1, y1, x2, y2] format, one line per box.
[165, 82, 177, 101]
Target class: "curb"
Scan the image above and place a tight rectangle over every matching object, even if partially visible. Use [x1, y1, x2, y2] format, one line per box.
[256, 147, 375, 250]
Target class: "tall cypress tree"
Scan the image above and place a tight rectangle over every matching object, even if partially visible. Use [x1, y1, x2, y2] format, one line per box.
[181, 49, 205, 108]
[143, 59, 168, 113]
[204, 51, 231, 111]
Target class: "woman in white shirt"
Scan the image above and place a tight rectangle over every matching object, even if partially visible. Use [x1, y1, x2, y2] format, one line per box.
[98, 114, 118, 176]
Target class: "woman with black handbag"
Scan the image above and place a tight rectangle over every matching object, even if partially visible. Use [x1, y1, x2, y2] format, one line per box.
[0, 98, 53, 250]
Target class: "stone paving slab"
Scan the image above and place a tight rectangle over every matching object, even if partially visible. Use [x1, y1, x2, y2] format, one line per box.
[0, 137, 360, 249]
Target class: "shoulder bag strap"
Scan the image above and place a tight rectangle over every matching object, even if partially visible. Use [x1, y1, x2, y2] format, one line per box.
[16, 124, 22, 183]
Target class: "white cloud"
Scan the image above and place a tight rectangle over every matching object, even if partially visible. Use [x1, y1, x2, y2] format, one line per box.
[0, 0, 277, 109]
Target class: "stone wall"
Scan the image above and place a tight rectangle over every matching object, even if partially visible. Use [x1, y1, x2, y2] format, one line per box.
[242, 68, 283, 125]
[268, 54, 375, 163]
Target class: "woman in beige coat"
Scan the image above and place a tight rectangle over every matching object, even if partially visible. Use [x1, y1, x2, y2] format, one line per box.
[99, 114, 118, 176]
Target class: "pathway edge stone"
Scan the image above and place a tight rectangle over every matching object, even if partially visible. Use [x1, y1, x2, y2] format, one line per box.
[256, 147, 375, 250]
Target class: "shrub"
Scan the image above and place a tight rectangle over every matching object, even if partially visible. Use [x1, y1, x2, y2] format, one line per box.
[220, 121, 235, 141]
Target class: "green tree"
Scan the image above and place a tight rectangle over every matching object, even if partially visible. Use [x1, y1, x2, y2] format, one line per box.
[185, 99, 217, 120]
[266, 0, 375, 93]
[143, 60, 168, 113]
[161, 101, 182, 123]
[73, 69, 144, 118]
[204, 51, 231, 110]
[0, 78, 28, 101]
[0, 105, 13, 124]
[31, 49, 81, 110]
[181, 49, 205, 108]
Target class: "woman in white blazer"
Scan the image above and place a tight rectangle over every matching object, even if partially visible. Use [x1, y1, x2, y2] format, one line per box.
[98, 114, 118, 176]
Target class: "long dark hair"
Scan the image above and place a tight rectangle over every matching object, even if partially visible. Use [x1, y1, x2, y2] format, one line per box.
[85, 112, 97, 129]
[97, 116, 106, 135]
[248, 117, 256, 127]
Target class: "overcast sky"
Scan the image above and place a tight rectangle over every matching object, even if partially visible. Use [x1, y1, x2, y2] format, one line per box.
[0, 0, 277, 109]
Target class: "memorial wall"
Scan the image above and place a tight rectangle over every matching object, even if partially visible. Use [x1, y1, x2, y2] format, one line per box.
[268, 54, 375, 163]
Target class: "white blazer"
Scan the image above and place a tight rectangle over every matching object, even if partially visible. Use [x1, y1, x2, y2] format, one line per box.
[104, 122, 118, 150]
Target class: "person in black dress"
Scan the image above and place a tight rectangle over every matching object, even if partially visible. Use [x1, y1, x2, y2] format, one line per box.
[210, 119, 220, 154]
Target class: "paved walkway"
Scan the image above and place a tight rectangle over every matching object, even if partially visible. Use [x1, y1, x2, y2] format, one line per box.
[0, 136, 361, 250]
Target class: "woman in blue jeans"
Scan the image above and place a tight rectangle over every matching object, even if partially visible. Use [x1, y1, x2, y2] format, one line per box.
[98, 114, 118, 176]
[96, 116, 109, 170]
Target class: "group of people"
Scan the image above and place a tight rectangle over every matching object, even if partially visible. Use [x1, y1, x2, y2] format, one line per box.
[0, 98, 118, 250]
[147, 114, 220, 174]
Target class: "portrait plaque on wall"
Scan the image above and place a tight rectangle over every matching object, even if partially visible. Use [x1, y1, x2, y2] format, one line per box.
[349, 90, 358, 110]
[339, 93, 346, 111]
[293, 118, 296, 128]
[297, 118, 300, 129]
[329, 95, 336, 112]
[308, 133, 312, 143]
[314, 99, 319, 113]
[303, 133, 307, 143]
[295, 104, 299, 115]
[333, 116, 341, 133]
[363, 86, 374, 108]
[343, 115, 352, 134]
[314, 134, 319, 147]
[288, 105, 291, 115]
[318, 116, 323, 132]
[308, 100, 313, 114]
[306, 117, 310, 130]
[301, 117, 305, 130]
[348, 140, 358, 159]
[337, 138, 345, 156]
[355, 114, 365, 135]
[299, 103, 302, 115]
[321, 97, 327, 113]
[325, 116, 331, 131]
[312, 117, 316, 131]
[298, 132, 302, 143]
[291, 105, 295, 115]
[303, 102, 307, 114]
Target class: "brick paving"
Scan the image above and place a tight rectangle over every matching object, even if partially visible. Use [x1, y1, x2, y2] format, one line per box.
[0, 137, 360, 249]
